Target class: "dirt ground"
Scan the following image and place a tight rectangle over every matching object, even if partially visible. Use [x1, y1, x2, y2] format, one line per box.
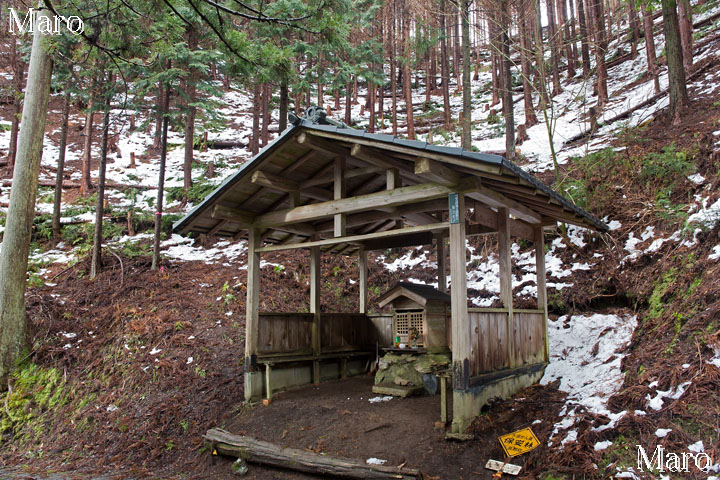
[207, 376, 566, 480]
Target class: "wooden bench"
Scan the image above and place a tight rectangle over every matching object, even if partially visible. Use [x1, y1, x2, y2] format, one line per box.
[257, 351, 373, 402]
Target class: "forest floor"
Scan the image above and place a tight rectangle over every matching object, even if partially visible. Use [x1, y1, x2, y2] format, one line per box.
[2, 4, 720, 478]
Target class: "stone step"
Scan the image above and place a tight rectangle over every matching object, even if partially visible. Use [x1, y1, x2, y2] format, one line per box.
[371, 383, 425, 398]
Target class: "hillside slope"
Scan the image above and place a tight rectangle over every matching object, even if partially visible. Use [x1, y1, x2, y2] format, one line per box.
[1, 4, 720, 477]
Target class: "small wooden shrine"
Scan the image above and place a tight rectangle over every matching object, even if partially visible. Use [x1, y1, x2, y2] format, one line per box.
[376, 282, 450, 351]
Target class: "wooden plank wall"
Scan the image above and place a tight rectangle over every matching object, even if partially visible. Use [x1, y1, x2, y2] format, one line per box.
[468, 310, 545, 377]
[512, 312, 546, 367]
[320, 313, 377, 352]
[368, 314, 394, 347]
[257, 313, 313, 355]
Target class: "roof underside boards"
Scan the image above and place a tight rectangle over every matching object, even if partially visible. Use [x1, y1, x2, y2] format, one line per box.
[173, 120, 607, 254]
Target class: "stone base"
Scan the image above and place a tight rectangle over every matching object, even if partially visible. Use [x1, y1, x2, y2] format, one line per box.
[372, 383, 426, 397]
[374, 352, 451, 392]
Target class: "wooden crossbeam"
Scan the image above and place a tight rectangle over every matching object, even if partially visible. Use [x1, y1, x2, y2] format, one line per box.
[467, 185, 542, 224]
[250, 170, 333, 202]
[307, 129, 502, 175]
[300, 166, 382, 188]
[414, 157, 459, 187]
[255, 222, 449, 253]
[253, 179, 478, 229]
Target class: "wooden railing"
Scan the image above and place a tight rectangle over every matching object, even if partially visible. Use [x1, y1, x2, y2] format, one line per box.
[467, 308, 545, 377]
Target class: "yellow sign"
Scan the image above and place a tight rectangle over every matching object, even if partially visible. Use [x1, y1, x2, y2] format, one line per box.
[498, 427, 540, 457]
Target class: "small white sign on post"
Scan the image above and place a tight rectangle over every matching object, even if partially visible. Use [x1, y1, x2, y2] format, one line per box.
[485, 459, 522, 476]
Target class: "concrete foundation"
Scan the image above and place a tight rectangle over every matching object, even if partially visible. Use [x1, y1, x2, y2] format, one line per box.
[245, 358, 368, 402]
[450, 363, 547, 434]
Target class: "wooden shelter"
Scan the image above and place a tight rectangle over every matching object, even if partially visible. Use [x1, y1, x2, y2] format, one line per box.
[376, 282, 450, 351]
[174, 109, 607, 433]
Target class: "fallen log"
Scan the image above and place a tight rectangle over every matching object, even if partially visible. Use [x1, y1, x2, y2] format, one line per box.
[200, 140, 247, 149]
[204, 428, 422, 479]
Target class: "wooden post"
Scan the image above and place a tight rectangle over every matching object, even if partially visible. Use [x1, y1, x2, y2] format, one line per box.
[387, 168, 403, 229]
[449, 193, 470, 433]
[244, 228, 261, 402]
[334, 157, 346, 237]
[265, 363, 273, 403]
[129, 151, 136, 169]
[436, 235, 447, 293]
[440, 374, 448, 423]
[358, 246, 368, 314]
[497, 208, 514, 368]
[310, 246, 321, 384]
[534, 226, 549, 363]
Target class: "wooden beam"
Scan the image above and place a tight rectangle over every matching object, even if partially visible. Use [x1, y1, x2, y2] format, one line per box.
[467, 184, 542, 224]
[472, 204, 534, 240]
[255, 222, 449, 253]
[309, 130, 503, 175]
[362, 231, 435, 250]
[244, 228, 261, 402]
[497, 208, 514, 369]
[212, 205, 255, 224]
[334, 157, 346, 237]
[300, 166, 382, 188]
[254, 180, 474, 229]
[349, 144, 427, 184]
[250, 170, 299, 192]
[313, 198, 449, 233]
[358, 246, 368, 314]
[310, 246, 321, 384]
[251, 170, 333, 202]
[436, 235, 447, 293]
[414, 157, 459, 187]
[534, 226, 549, 363]
[297, 131, 351, 159]
[207, 220, 227, 236]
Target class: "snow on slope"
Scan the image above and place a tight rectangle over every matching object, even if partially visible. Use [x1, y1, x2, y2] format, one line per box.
[541, 313, 637, 447]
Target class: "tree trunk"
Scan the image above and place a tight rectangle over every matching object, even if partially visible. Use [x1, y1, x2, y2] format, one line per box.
[261, 83, 270, 147]
[546, 0, 563, 95]
[561, 0, 576, 77]
[52, 93, 71, 240]
[205, 429, 420, 480]
[279, 80, 288, 131]
[153, 86, 171, 271]
[90, 96, 110, 279]
[500, 0, 515, 159]
[251, 83, 261, 155]
[627, 0, 640, 58]
[183, 29, 198, 199]
[461, 0, 471, 149]
[401, 0, 415, 139]
[489, 16, 501, 107]
[590, 0, 608, 105]
[153, 82, 163, 149]
[440, 0, 451, 129]
[520, 13, 539, 127]
[677, 0, 693, 71]
[576, 0, 592, 77]
[7, 39, 25, 170]
[642, 3, 661, 94]
[80, 98, 95, 196]
[662, 0, 689, 123]
[345, 82, 352, 126]
[0, 7, 54, 385]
